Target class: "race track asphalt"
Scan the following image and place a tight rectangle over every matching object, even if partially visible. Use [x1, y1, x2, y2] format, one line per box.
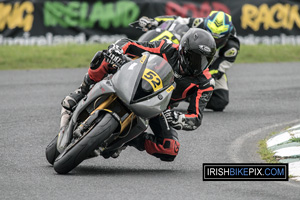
[1, 62, 300, 200]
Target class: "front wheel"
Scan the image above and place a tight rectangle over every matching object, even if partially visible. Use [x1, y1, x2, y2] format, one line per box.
[53, 113, 119, 174]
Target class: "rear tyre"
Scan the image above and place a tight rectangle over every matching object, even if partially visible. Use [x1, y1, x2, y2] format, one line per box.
[53, 113, 119, 174]
[45, 135, 60, 165]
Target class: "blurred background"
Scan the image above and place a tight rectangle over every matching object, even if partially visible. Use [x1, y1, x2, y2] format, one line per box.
[1, 0, 300, 69]
[2, 0, 300, 45]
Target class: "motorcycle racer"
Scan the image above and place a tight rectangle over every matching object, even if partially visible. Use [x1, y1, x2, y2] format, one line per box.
[61, 28, 216, 161]
[137, 11, 240, 111]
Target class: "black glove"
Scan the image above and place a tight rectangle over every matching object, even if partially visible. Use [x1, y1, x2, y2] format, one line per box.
[90, 51, 104, 70]
[163, 109, 186, 130]
[105, 44, 125, 68]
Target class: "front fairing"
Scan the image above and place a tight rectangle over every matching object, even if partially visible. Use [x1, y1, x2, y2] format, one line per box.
[112, 53, 175, 118]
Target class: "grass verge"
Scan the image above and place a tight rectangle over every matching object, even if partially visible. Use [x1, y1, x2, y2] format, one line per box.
[0, 44, 109, 70]
[0, 44, 300, 70]
[236, 44, 300, 63]
[257, 132, 279, 163]
[258, 127, 300, 163]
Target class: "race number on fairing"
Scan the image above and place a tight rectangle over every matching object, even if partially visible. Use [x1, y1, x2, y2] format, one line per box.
[142, 68, 163, 92]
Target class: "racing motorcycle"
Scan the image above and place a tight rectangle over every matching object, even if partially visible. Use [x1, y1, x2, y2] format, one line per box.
[45, 52, 176, 174]
[130, 19, 189, 43]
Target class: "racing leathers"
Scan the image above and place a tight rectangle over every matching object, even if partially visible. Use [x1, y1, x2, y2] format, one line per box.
[141, 15, 240, 111]
[62, 38, 214, 161]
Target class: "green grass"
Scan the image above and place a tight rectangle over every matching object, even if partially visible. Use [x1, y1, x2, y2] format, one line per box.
[236, 45, 300, 63]
[258, 138, 279, 163]
[284, 125, 300, 143]
[0, 44, 299, 70]
[0, 44, 109, 70]
[288, 137, 300, 143]
[258, 131, 279, 163]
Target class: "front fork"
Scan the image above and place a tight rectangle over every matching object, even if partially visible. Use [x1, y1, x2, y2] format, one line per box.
[59, 107, 72, 134]
[57, 94, 135, 153]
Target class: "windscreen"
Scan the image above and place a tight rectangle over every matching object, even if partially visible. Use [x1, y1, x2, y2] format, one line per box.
[133, 55, 174, 101]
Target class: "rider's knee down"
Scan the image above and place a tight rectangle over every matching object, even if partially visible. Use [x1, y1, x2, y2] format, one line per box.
[211, 97, 228, 111]
[206, 89, 229, 111]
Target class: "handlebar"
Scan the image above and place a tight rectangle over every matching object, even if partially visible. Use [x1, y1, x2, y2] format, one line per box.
[129, 21, 143, 30]
[102, 51, 132, 69]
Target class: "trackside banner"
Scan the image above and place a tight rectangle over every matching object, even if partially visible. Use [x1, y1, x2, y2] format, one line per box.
[1, 0, 300, 45]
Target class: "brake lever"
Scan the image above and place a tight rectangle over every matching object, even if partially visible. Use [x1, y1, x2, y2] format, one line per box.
[129, 21, 143, 30]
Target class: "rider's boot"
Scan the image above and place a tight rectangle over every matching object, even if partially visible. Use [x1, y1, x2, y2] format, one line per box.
[61, 73, 95, 111]
[126, 132, 149, 151]
[100, 145, 127, 159]
[110, 146, 127, 158]
[128, 130, 180, 162]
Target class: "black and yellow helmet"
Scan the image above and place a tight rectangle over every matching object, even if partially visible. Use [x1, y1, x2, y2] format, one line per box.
[204, 11, 233, 48]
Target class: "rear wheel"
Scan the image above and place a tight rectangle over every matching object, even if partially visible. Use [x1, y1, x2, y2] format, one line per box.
[53, 113, 119, 174]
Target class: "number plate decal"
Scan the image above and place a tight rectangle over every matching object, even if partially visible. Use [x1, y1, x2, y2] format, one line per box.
[142, 68, 163, 92]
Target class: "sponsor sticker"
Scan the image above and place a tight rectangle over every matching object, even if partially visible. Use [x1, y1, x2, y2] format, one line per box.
[166, 85, 175, 93]
[199, 45, 211, 53]
[140, 55, 147, 63]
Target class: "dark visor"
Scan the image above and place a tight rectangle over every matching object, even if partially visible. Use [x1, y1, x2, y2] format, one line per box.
[185, 51, 213, 74]
[215, 36, 229, 49]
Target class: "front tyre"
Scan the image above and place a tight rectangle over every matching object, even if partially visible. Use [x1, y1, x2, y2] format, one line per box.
[53, 113, 119, 174]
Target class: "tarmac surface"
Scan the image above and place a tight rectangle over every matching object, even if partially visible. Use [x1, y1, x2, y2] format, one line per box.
[1, 62, 300, 200]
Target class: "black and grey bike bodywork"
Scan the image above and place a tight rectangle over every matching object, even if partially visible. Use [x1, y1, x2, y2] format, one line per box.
[45, 52, 176, 174]
[130, 20, 189, 44]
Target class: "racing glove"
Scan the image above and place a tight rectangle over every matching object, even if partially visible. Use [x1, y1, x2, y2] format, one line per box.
[139, 16, 159, 31]
[105, 44, 125, 68]
[163, 109, 186, 130]
[90, 51, 104, 70]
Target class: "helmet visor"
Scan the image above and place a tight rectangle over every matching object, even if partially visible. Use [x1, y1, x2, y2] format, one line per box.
[215, 36, 229, 49]
[184, 50, 213, 75]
